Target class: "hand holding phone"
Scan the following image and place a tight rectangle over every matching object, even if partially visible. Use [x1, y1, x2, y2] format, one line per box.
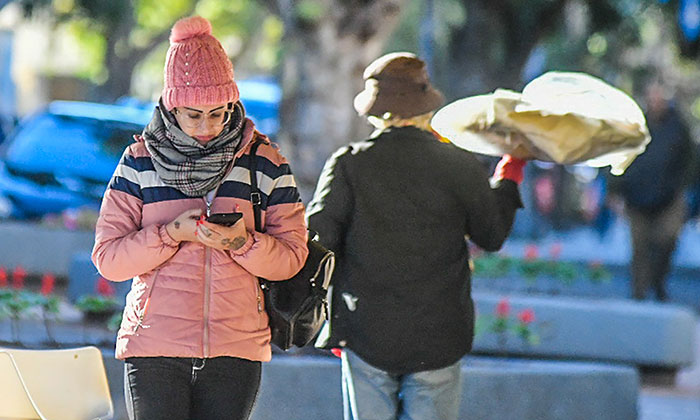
[199, 211, 249, 251]
[207, 212, 243, 227]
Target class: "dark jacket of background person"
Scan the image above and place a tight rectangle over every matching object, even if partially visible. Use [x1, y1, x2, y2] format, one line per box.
[616, 104, 693, 213]
[307, 125, 523, 374]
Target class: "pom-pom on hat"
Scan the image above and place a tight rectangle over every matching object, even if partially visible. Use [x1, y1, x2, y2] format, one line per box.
[354, 52, 444, 119]
[162, 16, 239, 111]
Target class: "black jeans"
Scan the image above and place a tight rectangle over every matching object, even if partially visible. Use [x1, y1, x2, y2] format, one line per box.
[124, 356, 261, 420]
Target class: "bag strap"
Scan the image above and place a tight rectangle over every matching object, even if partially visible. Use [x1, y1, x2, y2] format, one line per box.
[248, 135, 335, 292]
[248, 137, 267, 291]
[248, 136, 264, 233]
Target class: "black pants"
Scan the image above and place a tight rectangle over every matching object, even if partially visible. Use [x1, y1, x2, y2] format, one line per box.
[628, 194, 686, 301]
[124, 356, 261, 420]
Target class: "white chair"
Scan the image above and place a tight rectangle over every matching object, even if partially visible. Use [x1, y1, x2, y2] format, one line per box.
[0, 346, 113, 420]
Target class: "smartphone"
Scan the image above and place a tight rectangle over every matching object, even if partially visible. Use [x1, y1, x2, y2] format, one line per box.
[207, 212, 243, 227]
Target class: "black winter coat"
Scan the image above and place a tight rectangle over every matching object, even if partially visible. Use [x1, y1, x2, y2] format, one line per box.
[307, 126, 522, 374]
[617, 106, 693, 213]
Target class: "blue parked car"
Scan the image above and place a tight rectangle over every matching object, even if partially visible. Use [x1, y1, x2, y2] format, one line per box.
[0, 79, 281, 219]
[237, 78, 281, 136]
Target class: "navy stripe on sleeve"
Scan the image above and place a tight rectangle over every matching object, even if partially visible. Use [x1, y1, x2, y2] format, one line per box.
[235, 154, 292, 180]
[268, 187, 302, 206]
[109, 176, 142, 200]
[218, 181, 270, 210]
[142, 186, 190, 204]
[122, 155, 155, 172]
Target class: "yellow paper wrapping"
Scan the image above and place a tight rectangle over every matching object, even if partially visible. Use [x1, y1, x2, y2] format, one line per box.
[431, 72, 650, 175]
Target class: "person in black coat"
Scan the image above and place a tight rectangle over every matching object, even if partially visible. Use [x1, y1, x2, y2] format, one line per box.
[307, 52, 526, 420]
[614, 81, 694, 301]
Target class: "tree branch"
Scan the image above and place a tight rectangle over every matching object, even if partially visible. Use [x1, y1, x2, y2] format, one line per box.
[131, 28, 171, 64]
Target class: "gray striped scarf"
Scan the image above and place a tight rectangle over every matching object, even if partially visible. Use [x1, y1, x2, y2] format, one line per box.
[143, 101, 245, 197]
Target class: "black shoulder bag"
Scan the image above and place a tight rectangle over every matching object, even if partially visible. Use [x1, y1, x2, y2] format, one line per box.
[248, 139, 336, 350]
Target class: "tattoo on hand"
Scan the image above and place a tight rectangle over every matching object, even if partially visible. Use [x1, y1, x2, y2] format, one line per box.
[174, 221, 180, 229]
[222, 236, 247, 250]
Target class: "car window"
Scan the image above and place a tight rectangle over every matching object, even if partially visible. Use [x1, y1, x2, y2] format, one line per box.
[5, 113, 142, 181]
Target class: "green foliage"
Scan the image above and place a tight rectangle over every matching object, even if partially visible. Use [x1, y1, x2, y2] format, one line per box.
[0, 289, 34, 320]
[0, 289, 61, 318]
[472, 254, 513, 278]
[475, 305, 540, 347]
[75, 295, 119, 314]
[551, 261, 578, 286]
[39, 295, 60, 314]
[588, 262, 612, 284]
[295, 0, 326, 23]
[107, 311, 123, 332]
[472, 253, 611, 286]
[387, 0, 467, 56]
[74, 0, 129, 26]
[514, 322, 540, 346]
[65, 19, 107, 82]
[517, 259, 549, 283]
[692, 97, 700, 121]
[136, 0, 194, 32]
[17, 0, 279, 100]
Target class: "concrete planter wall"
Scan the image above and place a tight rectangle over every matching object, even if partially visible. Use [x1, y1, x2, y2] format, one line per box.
[100, 353, 639, 420]
[68, 253, 131, 303]
[0, 221, 94, 276]
[472, 291, 697, 369]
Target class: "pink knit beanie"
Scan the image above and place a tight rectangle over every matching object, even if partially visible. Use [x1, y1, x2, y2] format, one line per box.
[162, 16, 239, 110]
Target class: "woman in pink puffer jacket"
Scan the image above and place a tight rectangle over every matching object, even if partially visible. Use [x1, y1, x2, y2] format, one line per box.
[91, 16, 307, 420]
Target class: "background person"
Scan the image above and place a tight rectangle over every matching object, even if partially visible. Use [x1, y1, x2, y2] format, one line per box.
[612, 80, 694, 301]
[307, 52, 527, 420]
[91, 16, 308, 420]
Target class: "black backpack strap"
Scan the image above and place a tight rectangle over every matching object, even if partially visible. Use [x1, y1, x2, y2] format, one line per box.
[248, 136, 270, 291]
[248, 137, 264, 233]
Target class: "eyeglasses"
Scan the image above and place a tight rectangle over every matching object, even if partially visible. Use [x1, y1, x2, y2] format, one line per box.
[173, 104, 233, 130]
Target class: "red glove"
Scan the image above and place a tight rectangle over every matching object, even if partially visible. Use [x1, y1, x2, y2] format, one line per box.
[492, 154, 527, 184]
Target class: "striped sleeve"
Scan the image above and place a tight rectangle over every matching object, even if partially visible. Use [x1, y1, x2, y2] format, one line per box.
[92, 144, 179, 281]
[218, 152, 301, 209]
[108, 150, 148, 200]
[228, 142, 308, 280]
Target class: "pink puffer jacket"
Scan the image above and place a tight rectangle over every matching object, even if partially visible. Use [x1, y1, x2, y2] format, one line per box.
[92, 120, 308, 361]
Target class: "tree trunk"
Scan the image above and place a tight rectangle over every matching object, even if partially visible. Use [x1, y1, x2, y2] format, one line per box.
[95, 1, 178, 102]
[100, 37, 134, 101]
[445, 0, 566, 100]
[276, 0, 406, 200]
[93, 1, 135, 101]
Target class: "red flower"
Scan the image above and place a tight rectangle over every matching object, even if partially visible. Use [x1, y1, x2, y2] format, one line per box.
[524, 244, 539, 260]
[589, 260, 603, 269]
[549, 243, 563, 260]
[41, 273, 56, 296]
[12, 266, 26, 290]
[0, 266, 7, 288]
[96, 277, 115, 297]
[518, 309, 535, 324]
[495, 298, 510, 317]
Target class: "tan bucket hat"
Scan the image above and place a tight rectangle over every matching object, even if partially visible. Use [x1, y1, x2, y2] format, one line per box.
[353, 52, 445, 118]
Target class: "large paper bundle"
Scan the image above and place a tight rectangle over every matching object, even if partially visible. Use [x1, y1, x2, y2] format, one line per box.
[431, 72, 650, 175]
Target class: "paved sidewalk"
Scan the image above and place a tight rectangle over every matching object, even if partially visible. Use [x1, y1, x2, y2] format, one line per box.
[639, 320, 700, 420]
[639, 390, 700, 420]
